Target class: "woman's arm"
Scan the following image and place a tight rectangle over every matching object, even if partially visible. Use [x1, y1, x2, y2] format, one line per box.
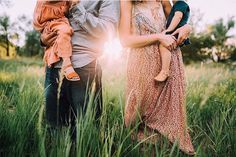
[119, 0, 176, 50]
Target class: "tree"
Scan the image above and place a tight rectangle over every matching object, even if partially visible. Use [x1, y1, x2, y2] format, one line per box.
[19, 30, 43, 57]
[208, 17, 235, 61]
[182, 33, 215, 63]
[0, 15, 19, 57]
[181, 9, 214, 63]
[210, 17, 235, 47]
[182, 17, 235, 63]
[0, 16, 10, 56]
[0, 14, 33, 57]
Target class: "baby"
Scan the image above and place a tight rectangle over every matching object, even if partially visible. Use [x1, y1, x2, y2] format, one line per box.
[33, 0, 80, 81]
[155, 0, 190, 82]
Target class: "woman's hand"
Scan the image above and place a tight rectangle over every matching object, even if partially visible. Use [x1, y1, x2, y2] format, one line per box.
[158, 33, 177, 51]
[40, 31, 58, 47]
[171, 24, 192, 45]
[161, 30, 168, 35]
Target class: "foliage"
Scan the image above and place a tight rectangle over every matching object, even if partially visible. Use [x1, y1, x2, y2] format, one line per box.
[229, 47, 236, 61]
[182, 33, 215, 63]
[211, 17, 235, 47]
[182, 17, 236, 63]
[18, 30, 43, 57]
[0, 7, 42, 58]
[0, 15, 18, 57]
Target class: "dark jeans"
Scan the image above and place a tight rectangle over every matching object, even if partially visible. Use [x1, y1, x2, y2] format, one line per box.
[44, 60, 102, 132]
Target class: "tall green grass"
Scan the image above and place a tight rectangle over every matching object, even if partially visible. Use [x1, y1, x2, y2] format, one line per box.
[0, 58, 236, 157]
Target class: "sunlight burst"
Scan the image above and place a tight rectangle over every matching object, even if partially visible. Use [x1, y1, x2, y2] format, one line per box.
[103, 38, 123, 59]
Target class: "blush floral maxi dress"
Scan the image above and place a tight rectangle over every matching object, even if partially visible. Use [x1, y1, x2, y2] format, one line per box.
[124, 1, 195, 155]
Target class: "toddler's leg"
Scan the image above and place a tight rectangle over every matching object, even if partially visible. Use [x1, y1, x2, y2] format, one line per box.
[55, 23, 80, 81]
[62, 57, 80, 81]
[154, 44, 171, 82]
[58, 32, 80, 81]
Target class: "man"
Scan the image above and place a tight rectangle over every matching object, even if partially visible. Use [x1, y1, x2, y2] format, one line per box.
[41, 0, 120, 139]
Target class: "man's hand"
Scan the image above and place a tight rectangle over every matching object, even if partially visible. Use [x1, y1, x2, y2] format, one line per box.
[161, 30, 168, 35]
[41, 31, 58, 47]
[171, 24, 192, 45]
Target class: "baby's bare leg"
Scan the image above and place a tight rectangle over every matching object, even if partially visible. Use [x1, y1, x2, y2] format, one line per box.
[62, 57, 72, 67]
[62, 57, 80, 81]
[155, 44, 171, 82]
[159, 44, 171, 72]
[55, 23, 80, 81]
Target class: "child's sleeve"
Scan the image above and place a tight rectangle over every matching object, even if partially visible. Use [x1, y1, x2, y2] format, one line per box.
[174, 1, 190, 14]
[33, 1, 44, 32]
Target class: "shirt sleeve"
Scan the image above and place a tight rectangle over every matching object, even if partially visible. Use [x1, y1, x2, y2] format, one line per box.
[70, 1, 120, 40]
[174, 1, 190, 14]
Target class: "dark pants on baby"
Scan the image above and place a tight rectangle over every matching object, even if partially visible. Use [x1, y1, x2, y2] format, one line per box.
[44, 60, 102, 139]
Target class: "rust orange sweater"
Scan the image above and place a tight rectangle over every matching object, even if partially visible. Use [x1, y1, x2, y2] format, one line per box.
[33, 1, 73, 66]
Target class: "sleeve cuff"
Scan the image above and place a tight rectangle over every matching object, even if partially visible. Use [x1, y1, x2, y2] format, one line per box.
[71, 3, 86, 23]
[40, 39, 46, 48]
[76, 3, 86, 14]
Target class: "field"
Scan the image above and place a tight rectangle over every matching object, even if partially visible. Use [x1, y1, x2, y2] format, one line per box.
[0, 57, 236, 157]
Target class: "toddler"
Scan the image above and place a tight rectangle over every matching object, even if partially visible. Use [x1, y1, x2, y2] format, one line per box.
[33, 0, 80, 81]
[155, 0, 190, 82]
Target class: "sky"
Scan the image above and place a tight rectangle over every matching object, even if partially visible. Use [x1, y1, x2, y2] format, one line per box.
[188, 0, 236, 23]
[0, 0, 236, 45]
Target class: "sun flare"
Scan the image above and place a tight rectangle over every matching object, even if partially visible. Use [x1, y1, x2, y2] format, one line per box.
[103, 38, 123, 59]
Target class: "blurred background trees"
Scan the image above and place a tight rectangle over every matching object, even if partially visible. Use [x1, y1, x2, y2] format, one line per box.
[182, 15, 236, 64]
[18, 30, 43, 57]
[0, 1, 42, 58]
[0, 15, 12, 57]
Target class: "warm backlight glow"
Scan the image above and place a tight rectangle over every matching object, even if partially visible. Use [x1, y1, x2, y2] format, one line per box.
[103, 38, 123, 59]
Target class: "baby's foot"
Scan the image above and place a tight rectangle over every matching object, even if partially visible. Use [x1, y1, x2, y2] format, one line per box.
[154, 70, 169, 82]
[63, 64, 80, 81]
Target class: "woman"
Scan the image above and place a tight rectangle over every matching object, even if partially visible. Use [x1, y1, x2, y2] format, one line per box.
[119, 0, 195, 155]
